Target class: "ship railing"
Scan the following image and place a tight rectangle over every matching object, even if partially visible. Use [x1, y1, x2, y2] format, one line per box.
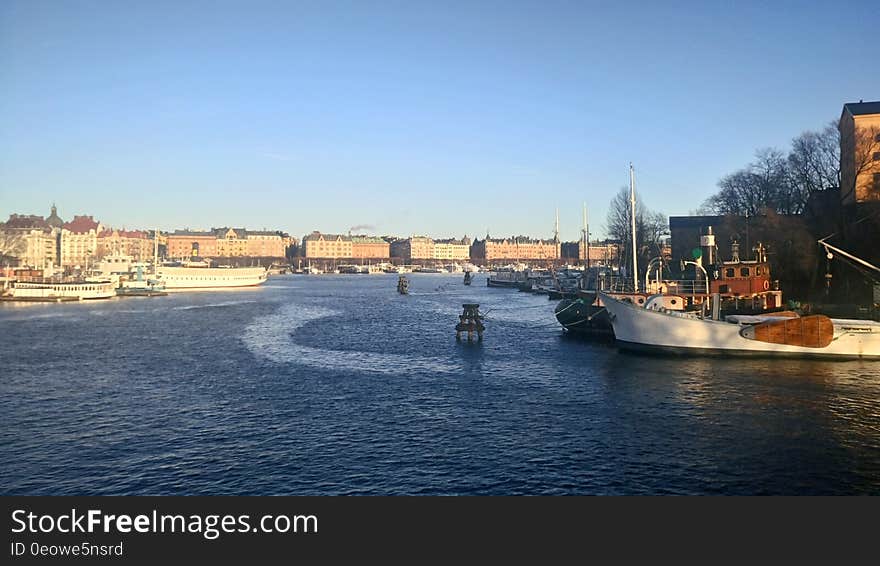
[596, 277, 709, 295]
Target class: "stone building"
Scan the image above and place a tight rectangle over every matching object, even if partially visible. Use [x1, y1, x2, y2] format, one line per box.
[390, 236, 434, 261]
[0, 213, 57, 269]
[166, 230, 219, 259]
[351, 236, 390, 260]
[245, 230, 287, 259]
[96, 229, 152, 261]
[560, 240, 620, 264]
[839, 100, 880, 206]
[432, 237, 471, 261]
[469, 235, 560, 264]
[302, 232, 353, 259]
[60, 215, 103, 269]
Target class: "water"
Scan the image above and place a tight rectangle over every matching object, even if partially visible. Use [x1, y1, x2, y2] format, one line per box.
[2, 274, 879, 495]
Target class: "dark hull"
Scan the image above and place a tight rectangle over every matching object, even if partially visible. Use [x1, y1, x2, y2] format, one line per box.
[487, 279, 523, 288]
[554, 298, 614, 336]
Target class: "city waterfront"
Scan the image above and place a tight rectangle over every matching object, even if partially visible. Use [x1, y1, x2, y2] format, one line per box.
[2, 274, 879, 495]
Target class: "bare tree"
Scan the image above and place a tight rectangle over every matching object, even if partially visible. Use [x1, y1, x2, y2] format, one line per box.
[605, 187, 669, 273]
[788, 122, 840, 193]
[0, 228, 25, 267]
[703, 148, 794, 215]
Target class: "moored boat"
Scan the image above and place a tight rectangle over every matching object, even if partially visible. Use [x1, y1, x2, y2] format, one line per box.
[156, 261, 267, 290]
[601, 292, 880, 359]
[5, 279, 116, 301]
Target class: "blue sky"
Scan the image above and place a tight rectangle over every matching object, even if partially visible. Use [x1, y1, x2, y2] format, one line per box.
[1, 0, 877, 240]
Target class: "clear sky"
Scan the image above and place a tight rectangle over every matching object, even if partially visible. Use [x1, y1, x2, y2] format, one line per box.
[1, 0, 877, 240]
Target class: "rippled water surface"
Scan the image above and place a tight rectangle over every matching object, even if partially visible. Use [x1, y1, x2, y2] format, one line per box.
[2, 274, 879, 495]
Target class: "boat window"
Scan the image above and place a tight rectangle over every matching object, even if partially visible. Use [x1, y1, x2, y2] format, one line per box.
[637, 297, 644, 304]
[756, 266, 763, 275]
[725, 268, 735, 278]
[740, 267, 750, 277]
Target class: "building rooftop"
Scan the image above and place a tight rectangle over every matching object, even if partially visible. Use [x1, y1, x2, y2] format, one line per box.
[669, 215, 727, 228]
[170, 230, 215, 237]
[842, 100, 880, 117]
[350, 235, 387, 243]
[303, 231, 351, 242]
[3, 214, 50, 230]
[99, 229, 148, 239]
[63, 215, 100, 233]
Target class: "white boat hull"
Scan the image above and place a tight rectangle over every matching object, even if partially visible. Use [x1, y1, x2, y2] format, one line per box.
[601, 294, 880, 360]
[10, 281, 116, 300]
[156, 266, 268, 290]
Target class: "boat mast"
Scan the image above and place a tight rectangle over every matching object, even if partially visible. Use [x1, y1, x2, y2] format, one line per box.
[629, 163, 639, 293]
[153, 228, 159, 275]
[582, 202, 590, 270]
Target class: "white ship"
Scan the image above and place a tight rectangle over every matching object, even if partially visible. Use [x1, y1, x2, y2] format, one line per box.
[7, 280, 116, 301]
[601, 292, 880, 360]
[156, 261, 268, 291]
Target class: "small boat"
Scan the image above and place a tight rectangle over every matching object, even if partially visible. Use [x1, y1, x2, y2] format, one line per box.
[486, 266, 528, 288]
[397, 275, 409, 295]
[463, 271, 472, 286]
[600, 292, 880, 359]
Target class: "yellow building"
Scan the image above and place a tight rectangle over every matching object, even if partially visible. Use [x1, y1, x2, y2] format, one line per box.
[215, 228, 249, 257]
[302, 232, 353, 259]
[390, 236, 434, 260]
[0, 214, 57, 269]
[61, 215, 103, 269]
[432, 237, 471, 261]
[245, 230, 286, 258]
[839, 100, 880, 206]
[96, 229, 153, 261]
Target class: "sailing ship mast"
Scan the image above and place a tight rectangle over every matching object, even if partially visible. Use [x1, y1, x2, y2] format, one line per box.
[153, 228, 159, 276]
[582, 202, 590, 270]
[629, 163, 639, 293]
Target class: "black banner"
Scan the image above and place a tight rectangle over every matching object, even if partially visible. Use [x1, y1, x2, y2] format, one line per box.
[1, 497, 876, 563]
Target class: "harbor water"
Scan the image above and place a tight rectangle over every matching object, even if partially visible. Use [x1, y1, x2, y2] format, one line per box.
[2, 274, 879, 495]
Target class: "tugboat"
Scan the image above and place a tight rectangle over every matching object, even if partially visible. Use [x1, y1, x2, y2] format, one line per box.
[455, 303, 485, 341]
[556, 235, 785, 337]
[397, 275, 409, 295]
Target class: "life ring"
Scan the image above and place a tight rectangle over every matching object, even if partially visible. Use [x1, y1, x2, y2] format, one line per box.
[763, 280, 770, 291]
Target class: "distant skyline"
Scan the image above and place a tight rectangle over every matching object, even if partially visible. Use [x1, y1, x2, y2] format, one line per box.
[1, 1, 877, 240]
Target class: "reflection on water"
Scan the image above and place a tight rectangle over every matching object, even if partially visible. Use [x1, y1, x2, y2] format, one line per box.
[1, 274, 878, 495]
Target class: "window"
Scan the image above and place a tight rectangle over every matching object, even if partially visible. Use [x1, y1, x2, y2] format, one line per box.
[740, 267, 750, 277]
[874, 152, 880, 161]
[725, 268, 735, 278]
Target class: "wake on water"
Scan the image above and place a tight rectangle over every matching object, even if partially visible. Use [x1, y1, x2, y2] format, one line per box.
[241, 303, 463, 376]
